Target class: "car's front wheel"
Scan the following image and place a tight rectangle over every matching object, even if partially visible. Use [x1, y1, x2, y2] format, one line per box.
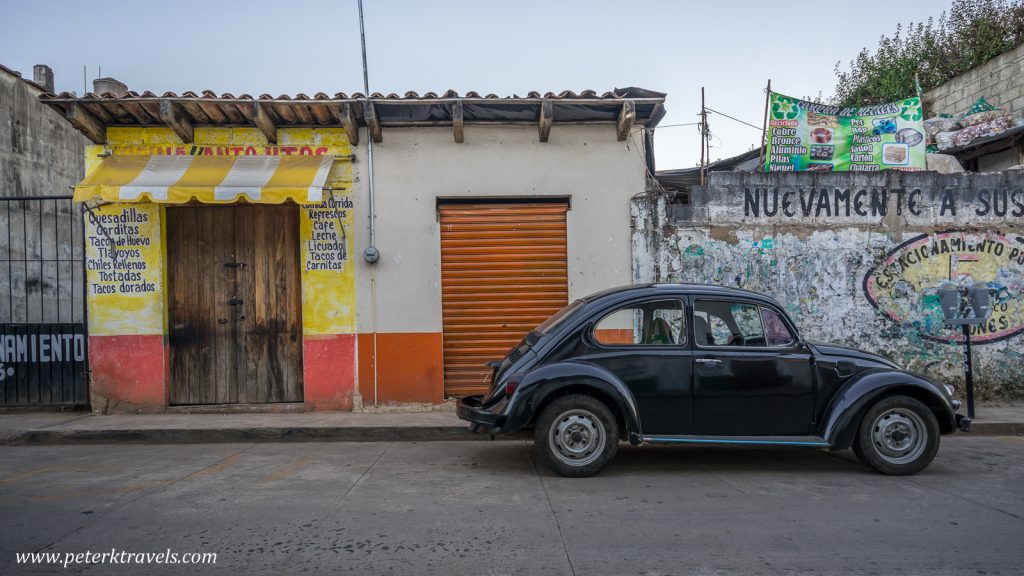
[853, 394, 940, 475]
[534, 394, 619, 478]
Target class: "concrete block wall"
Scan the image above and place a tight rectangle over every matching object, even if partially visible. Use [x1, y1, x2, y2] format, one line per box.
[0, 68, 88, 325]
[923, 44, 1024, 118]
[633, 170, 1024, 399]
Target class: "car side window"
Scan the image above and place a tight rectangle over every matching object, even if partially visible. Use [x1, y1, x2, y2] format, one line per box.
[594, 300, 686, 346]
[694, 311, 729, 346]
[694, 300, 767, 347]
[761, 306, 795, 346]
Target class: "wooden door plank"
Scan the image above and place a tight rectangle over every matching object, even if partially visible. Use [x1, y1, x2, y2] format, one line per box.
[282, 207, 304, 402]
[168, 206, 239, 405]
[197, 208, 216, 404]
[234, 206, 259, 404]
[235, 205, 304, 404]
[167, 207, 193, 404]
[212, 207, 237, 404]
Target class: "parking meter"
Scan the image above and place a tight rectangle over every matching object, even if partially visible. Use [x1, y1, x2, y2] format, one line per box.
[937, 282, 961, 321]
[936, 281, 990, 425]
[967, 282, 992, 320]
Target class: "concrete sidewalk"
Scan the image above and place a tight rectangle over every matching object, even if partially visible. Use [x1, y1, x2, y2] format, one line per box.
[0, 405, 1021, 445]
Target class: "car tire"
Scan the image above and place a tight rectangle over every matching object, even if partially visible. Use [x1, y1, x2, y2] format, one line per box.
[853, 394, 940, 476]
[534, 394, 619, 478]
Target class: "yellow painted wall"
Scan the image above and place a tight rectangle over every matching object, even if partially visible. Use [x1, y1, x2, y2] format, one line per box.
[83, 127, 355, 337]
[84, 203, 164, 336]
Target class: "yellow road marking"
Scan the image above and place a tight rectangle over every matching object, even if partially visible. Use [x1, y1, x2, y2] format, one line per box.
[26, 453, 244, 501]
[0, 466, 92, 484]
[259, 457, 312, 483]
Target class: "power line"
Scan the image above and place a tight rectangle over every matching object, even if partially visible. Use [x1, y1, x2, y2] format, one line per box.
[655, 122, 701, 129]
[704, 107, 762, 131]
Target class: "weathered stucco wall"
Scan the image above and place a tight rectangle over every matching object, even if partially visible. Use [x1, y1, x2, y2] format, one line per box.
[352, 124, 649, 403]
[0, 69, 88, 326]
[633, 171, 1024, 398]
[923, 44, 1024, 118]
[0, 69, 86, 198]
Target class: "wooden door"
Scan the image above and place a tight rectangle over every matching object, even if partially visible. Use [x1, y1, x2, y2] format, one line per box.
[439, 202, 569, 397]
[167, 205, 303, 405]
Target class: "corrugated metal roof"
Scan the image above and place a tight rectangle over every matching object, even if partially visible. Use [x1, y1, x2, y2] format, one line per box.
[39, 86, 667, 144]
[655, 147, 762, 191]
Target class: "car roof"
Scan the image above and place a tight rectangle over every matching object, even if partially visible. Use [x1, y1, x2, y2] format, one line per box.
[581, 283, 783, 307]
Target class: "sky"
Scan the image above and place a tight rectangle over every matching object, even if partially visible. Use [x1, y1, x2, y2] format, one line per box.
[1, 0, 952, 170]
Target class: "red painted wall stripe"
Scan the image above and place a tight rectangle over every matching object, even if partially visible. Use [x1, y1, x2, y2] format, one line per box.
[88, 334, 167, 411]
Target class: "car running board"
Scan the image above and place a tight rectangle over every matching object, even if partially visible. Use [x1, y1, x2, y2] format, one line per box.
[642, 435, 830, 447]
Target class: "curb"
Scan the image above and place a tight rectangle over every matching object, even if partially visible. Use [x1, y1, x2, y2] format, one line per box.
[0, 426, 510, 446]
[0, 425, 1017, 445]
[968, 422, 1024, 436]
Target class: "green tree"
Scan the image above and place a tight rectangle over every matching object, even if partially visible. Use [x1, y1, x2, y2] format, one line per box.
[833, 0, 1024, 108]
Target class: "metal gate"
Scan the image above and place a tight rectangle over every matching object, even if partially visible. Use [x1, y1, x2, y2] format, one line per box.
[0, 195, 88, 406]
[439, 201, 569, 397]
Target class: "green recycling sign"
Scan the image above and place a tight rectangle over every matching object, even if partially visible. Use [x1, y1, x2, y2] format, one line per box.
[764, 92, 926, 172]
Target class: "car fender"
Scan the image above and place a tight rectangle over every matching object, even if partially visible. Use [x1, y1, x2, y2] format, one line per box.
[820, 369, 955, 450]
[503, 360, 644, 444]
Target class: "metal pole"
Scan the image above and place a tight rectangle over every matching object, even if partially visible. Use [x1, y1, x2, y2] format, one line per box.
[358, 0, 378, 408]
[962, 324, 975, 419]
[358, 0, 378, 264]
[699, 87, 706, 186]
[758, 79, 771, 171]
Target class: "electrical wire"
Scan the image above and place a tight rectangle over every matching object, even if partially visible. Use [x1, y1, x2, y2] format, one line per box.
[626, 130, 666, 191]
[704, 107, 762, 131]
[654, 122, 701, 129]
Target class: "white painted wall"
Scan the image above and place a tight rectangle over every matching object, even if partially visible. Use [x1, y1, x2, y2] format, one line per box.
[351, 124, 649, 334]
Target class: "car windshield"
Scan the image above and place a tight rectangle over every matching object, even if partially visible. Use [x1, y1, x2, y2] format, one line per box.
[534, 299, 584, 335]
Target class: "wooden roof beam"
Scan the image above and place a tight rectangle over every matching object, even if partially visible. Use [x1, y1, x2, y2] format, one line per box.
[339, 103, 359, 146]
[453, 100, 464, 143]
[66, 104, 106, 144]
[159, 100, 194, 143]
[246, 102, 277, 144]
[363, 101, 382, 143]
[616, 100, 635, 141]
[538, 99, 553, 142]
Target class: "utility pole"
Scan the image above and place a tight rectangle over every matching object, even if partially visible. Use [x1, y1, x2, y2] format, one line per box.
[699, 87, 707, 186]
[758, 79, 771, 171]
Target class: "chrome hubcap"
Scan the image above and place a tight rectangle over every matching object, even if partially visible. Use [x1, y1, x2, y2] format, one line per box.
[549, 409, 605, 467]
[871, 409, 927, 465]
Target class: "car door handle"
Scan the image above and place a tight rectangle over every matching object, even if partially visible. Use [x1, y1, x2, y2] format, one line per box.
[695, 358, 722, 365]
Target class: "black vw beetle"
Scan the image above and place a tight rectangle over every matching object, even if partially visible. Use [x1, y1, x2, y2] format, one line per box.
[457, 284, 970, 477]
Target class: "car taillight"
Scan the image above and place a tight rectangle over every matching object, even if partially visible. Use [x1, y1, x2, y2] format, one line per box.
[505, 375, 522, 397]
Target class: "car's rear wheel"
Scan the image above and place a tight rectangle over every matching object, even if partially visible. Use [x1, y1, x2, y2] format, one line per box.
[534, 394, 618, 478]
[853, 395, 940, 475]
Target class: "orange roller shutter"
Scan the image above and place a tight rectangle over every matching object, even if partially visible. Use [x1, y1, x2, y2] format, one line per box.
[439, 202, 569, 397]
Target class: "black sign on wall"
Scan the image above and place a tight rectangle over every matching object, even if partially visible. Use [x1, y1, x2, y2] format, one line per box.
[0, 324, 87, 405]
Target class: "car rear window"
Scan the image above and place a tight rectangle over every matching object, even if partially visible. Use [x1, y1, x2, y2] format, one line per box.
[534, 300, 584, 335]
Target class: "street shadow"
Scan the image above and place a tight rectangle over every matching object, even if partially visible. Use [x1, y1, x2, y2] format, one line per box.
[602, 443, 865, 476]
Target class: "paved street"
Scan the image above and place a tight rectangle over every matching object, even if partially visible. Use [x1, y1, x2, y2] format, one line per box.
[2, 437, 1022, 575]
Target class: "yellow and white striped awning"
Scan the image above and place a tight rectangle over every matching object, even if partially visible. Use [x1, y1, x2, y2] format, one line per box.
[74, 155, 335, 204]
